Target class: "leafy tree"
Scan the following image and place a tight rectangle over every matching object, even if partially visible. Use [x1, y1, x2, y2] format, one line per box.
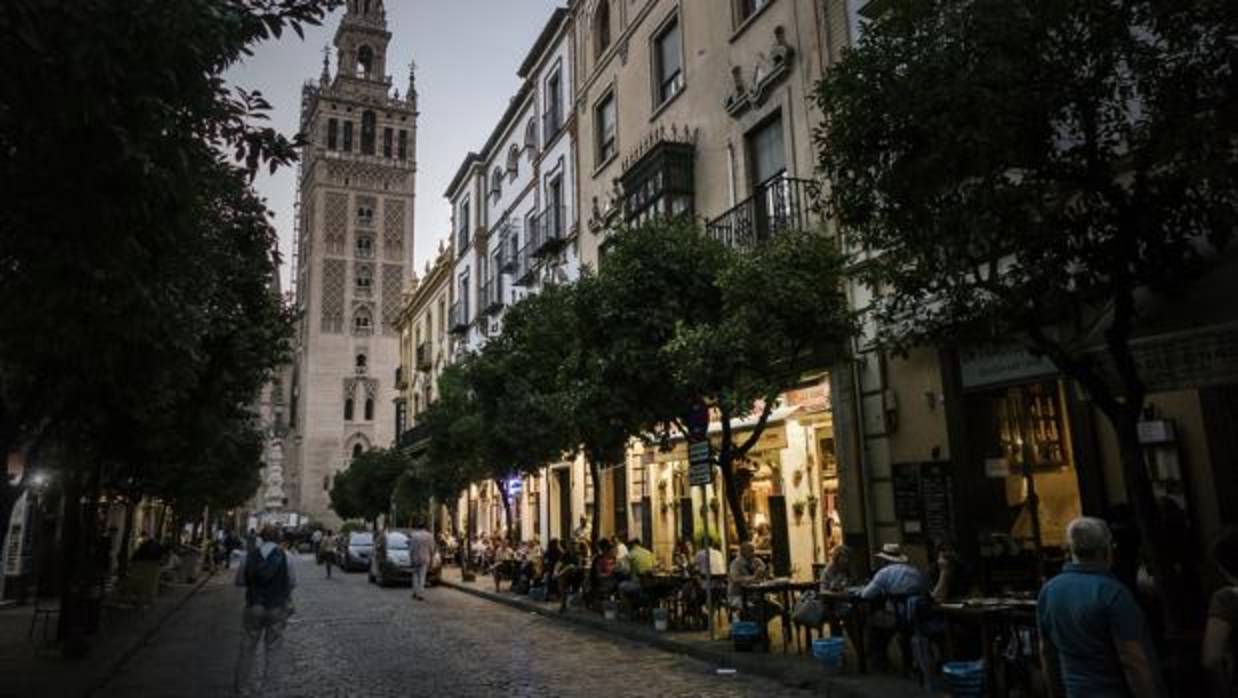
[814, 0, 1236, 616]
[595, 220, 853, 542]
[328, 447, 410, 526]
[0, 0, 339, 647]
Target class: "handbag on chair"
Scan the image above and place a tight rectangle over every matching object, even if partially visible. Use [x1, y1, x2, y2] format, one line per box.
[792, 590, 827, 627]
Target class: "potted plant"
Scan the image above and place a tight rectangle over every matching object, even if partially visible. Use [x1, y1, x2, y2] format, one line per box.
[792, 499, 807, 521]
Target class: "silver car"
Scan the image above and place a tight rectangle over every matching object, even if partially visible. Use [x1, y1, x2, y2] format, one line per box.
[338, 531, 373, 572]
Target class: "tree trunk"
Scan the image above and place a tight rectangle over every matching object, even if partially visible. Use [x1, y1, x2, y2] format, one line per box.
[117, 498, 136, 579]
[57, 468, 87, 653]
[496, 479, 515, 544]
[587, 456, 603, 550]
[717, 455, 750, 544]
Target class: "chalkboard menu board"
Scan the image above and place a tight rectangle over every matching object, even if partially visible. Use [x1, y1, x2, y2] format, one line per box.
[891, 462, 956, 544]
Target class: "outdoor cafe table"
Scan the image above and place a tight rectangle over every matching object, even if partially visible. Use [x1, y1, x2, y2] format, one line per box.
[738, 578, 822, 653]
[935, 597, 1038, 697]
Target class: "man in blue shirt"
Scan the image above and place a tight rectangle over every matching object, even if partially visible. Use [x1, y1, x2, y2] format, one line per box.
[1038, 517, 1165, 698]
[860, 543, 927, 671]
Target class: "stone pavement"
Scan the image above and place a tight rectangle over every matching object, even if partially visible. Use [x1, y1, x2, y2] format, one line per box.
[93, 553, 840, 697]
[0, 569, 214, 698]
[438, 567, 929, 698]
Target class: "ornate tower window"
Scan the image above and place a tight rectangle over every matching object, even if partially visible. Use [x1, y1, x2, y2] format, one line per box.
[353, 306, 374, 336]
[344, 397, 355, 421]
[361, 111, 377, 155]
[383, 127, 393, 158]
[355, 264, 373, 296]
[356, 233, 374, 259]
[343, 121, 354, 152]
[357, 45, 375, 79]
[398, 130, 408, 160]
[352, 443, 364, 459]
[364, 398, 375, 421]
[327, 119, 339, 150]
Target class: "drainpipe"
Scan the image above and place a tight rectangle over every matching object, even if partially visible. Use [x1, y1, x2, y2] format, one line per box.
[726, 142, 738, 208]
[849, 354, 876, 571]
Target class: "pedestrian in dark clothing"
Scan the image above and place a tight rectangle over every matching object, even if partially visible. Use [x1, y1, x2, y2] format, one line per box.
[1038, 517, 1165, 698]
[1204, 527, 1238, 697]
[234, 525, 296, 696]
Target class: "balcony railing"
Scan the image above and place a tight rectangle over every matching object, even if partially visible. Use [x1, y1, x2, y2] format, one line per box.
[531, 206, 567, 257]
[705, 175, 816, 249]
[448, 300, 469, 334]
[415, 342, 431, 372]
[513, 242, 536, 286]
[481, 277, 504, 314]
[398, 420, 432, 451]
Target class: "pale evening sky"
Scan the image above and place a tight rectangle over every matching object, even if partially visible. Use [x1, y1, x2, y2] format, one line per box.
[226, 1, 562, 289]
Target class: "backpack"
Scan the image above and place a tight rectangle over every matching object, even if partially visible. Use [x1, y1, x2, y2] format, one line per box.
[245, 547, 291, 609]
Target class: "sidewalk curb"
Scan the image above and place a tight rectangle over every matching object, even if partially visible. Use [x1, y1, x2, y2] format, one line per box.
[83, 569, 217, 697]
[438, 576, 914, 698]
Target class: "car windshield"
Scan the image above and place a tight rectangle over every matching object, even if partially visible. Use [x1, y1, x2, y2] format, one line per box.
[349, 533, 373, 546]
[386, 533, 409, 550]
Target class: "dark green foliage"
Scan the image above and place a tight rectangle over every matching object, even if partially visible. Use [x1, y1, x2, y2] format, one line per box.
[329, 447, 411, 524]
[814, 0, 1236, 614]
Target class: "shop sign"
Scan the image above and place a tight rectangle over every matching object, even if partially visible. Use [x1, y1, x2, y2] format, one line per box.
[1109, 323, 1238, 393]
[786, 381, 831, 413]
[984, 458, 1011, 478]
[960, 343, 1057, 389]
[688, 441, 712, 486]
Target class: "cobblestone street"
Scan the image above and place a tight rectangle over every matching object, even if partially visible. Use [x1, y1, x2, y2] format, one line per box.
[95, 556, 815, 698]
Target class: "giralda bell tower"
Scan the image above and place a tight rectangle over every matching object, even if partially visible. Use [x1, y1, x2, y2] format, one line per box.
[285, 0, 417, 524]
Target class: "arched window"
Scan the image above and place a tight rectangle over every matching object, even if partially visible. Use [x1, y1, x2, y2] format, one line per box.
[357, 45, 374, 79]
[327, 119, 339, 150]
[593, 1, 611, 59]
[356, 265, 373, 295]
[344, 398, 354, 421]
[352, 443, 363, 459]
[361, 110, 377, 155]
[524, 119, 538, 156]
[356, 234, 374, 258]
[353, 307, 373, 335]
[506, 145, 520, 178]
[364, 398, 375, 421]
[355, 354, 367, 370]
[490, 167, 504, 198]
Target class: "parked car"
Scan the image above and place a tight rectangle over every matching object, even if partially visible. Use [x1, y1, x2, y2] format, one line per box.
[337, 531, 373, 572]
[369, 530, 443, 587]
[371, 529, 411, 586]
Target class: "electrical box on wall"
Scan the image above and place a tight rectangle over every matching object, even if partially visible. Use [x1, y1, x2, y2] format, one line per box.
[1137, 419, 1176, 445]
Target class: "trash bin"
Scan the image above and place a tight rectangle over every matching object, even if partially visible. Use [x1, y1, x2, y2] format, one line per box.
[731, 621, 761, 652]
[812, 637, 845, 673]
[652, 607, 669, 632]
[942, 659, 985, 698]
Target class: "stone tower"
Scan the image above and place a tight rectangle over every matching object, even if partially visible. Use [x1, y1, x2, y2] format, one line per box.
[285, 0, 417, 524]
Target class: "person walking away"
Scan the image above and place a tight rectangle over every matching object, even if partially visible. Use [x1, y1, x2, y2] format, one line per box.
[322, 530, 336, 579]
[860, 543, 928, 671]
[1203, 527, 1238, 697]
[234, 525, 296, 696]
[408, 518, 435, 601]
[1038, 517, 1165, 698]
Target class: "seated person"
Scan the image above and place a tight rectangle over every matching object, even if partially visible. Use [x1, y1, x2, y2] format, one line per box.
[728, 542, 780, 626]
[929, 543, 966, 603]
[752, 523, 773, 553]
[618, 538, 656, 604]
[860, 543, 928, 670]
[673, 541, 695, 576]
[554, 541, 587, 612]
[819, 544, 853, 592]
[695, 541, 726, 577]
[589, 539, 618, 605]
[542, 539, 564, 589]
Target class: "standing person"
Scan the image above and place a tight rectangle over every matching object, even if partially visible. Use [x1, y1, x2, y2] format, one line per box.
[322, 530, 336, 579]
[695, 538, 726, 577]
[1038, 517, 1165, 698]
[408, 517, 435, 601]
[572, 515, 590, 544]
[234, 525, 296, 696]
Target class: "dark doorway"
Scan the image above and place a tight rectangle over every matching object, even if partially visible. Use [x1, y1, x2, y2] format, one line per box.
[556, 468, 571, 541]
[613, 465, 628, 542]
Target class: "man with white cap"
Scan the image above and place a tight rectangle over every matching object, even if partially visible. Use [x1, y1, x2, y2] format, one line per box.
[860, 543, 927, 671]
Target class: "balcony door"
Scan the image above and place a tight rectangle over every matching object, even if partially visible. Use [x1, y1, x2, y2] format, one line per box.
[746, 114, 787, 240]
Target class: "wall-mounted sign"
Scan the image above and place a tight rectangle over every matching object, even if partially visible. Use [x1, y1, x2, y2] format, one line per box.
[960, 343, 1057, 390]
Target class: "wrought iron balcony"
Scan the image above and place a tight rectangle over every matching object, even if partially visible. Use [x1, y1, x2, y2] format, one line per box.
[513, 242, 536, 286]
[481, 277, 504, 315]
[531, 206, 567, 258]
[498, 222, 520, 274]
[705, 175, 816, 249]
[398, 420, 432, 451]
[448, 300, 469, 334]
[415, 342, 431, 372]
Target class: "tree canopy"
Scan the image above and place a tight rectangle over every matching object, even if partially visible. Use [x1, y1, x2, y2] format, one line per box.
[814, 0, 1236, 615]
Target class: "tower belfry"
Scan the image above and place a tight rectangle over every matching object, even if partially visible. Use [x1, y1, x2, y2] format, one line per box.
[284, 5, 418, 524]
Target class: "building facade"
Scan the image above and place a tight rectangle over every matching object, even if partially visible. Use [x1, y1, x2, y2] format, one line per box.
[284, 0, 418, 525]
